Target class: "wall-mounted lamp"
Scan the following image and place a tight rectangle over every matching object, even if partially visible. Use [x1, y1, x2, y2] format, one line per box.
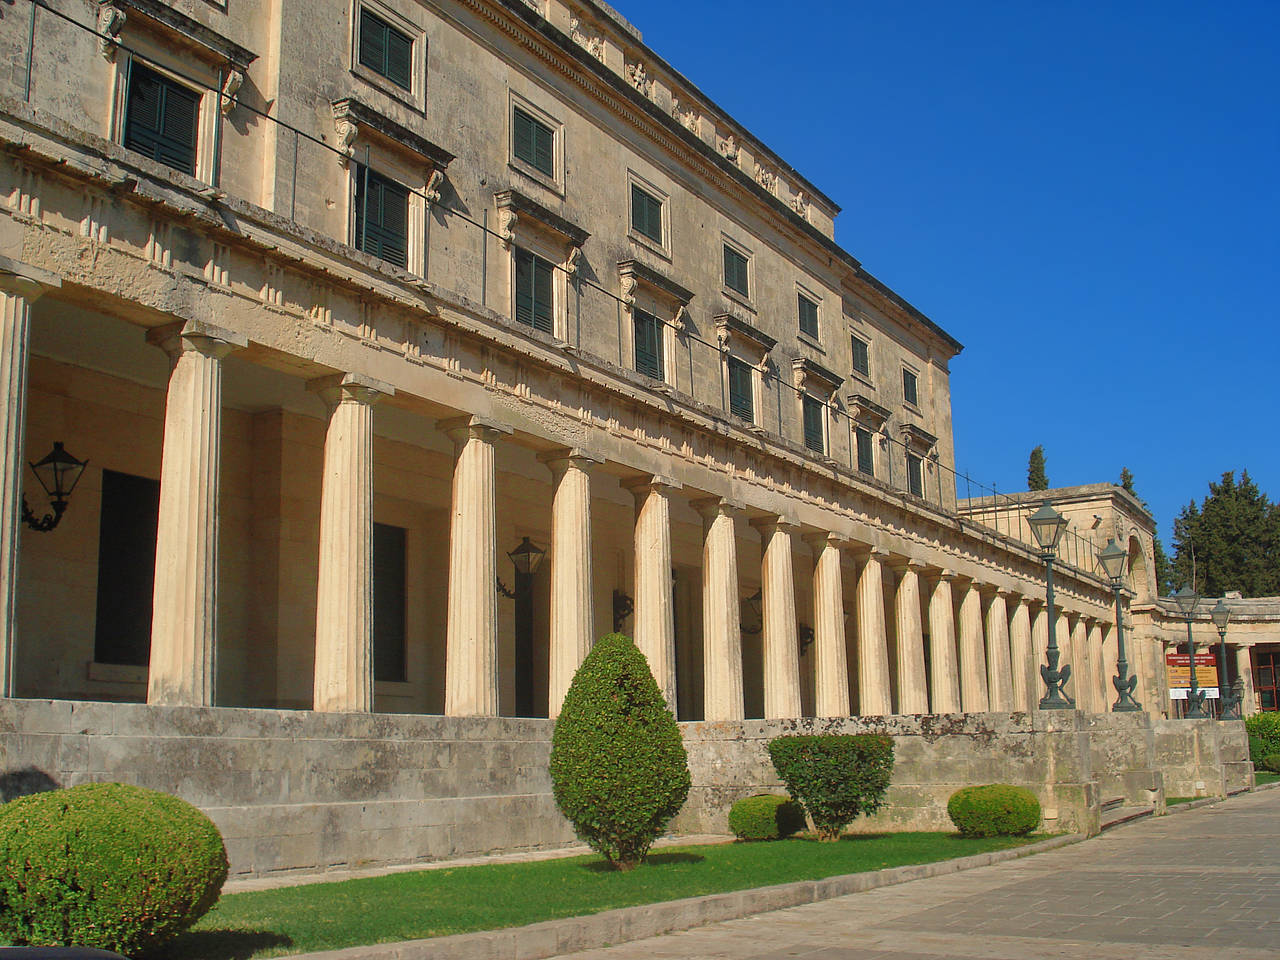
[612, 589, 633, 632]
[497, 536, 546, 598]
[23, 442, 87, 532]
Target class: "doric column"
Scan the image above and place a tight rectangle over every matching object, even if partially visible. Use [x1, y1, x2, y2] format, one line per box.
[927, 571, 961, 713]
[956, 579, 989, 712]
[1009, 597, 1035, 712]
[696, 497, 744, 721]
[309, 373, 391, 713]
[443, 415, 511, 716]
[807, 532, 849, 718]
[855, 547, 892, 716]
[1031, 602, 1050, 707]
[146, 321, 247, 707]
[1055, 610, 1073, 706]
[1087, 618, 1106, 713]
[890, 559, 929, 714]
[0, 258, 58, 699]
[984, 590, 1014, 712]
[625, 475, 680, 709]
[1237, 646, 1256, 716]
[751, 516, 801, 719]
[540, 449, 598, 718]
[1070, 614, 1090, 711]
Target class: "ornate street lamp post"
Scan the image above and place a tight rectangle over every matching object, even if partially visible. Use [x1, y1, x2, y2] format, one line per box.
[1028, 503, 1072, 709]
[23, 441, 87, 532]
[1210, 599, 1241, 721]
[1173, 585, 1208, 719]
[1097, 538, 1141, 712]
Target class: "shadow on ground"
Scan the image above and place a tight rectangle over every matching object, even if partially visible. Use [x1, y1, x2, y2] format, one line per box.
[159, 929, 293, 960]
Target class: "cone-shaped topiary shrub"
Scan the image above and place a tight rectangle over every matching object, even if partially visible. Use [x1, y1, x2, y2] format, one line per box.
[947, 784, 1041, 837]
[728, 793, 807, 841]
[550, 632, 691, 870]
[0, 782, 228, 956]
[767, 734, 894, 841]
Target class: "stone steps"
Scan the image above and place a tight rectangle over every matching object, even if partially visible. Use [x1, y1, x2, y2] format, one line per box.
[1101, 804, 1155, 832]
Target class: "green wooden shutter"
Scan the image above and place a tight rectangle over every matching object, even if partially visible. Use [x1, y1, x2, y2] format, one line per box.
[724, 246, 749, 296]
[124, 64, 199, 176]
[802, 395, 825, 454]
[514, 107, 554, 176]
[532, 254, 554, 333]
[631, 184, 662, 243]
[355, 166, 409, 269]
[907, 454, 924, 497]
[727, 356, 754, 422]
[359, 8, 412, 91]
[532, 121, 554, 176]
[856, 427, 874, 475]
[514, 248, 535, 327]
[798, 294, 819, 338]
[851, 335, 869, 376]
[903, 369, 919, 405]
[634, 309, 663, 380]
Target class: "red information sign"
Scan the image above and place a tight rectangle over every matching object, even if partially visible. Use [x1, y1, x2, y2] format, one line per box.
[1166, 651, 1219, 693]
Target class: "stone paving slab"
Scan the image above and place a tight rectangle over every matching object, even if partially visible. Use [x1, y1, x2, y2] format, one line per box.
[547, 788, 1280, 960]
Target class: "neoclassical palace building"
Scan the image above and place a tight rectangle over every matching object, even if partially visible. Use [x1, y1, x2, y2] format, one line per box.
[0, 0, 1263, 874]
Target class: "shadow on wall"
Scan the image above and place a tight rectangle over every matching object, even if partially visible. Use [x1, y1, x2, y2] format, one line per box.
[0, 766, 61, 802]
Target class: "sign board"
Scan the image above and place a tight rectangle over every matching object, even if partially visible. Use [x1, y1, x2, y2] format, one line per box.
[1167, 651, 1220, 699]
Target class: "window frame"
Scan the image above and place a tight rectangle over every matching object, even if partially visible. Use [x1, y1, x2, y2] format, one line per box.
[801, 392, 827, 455]
[726, 354, 756, 424]
[512, 245, 558, 336]
[350, 0, 426, 110]
[906, 451, 925, 497]
[855, 425, 875, 476]
[352, 161, 413, 270]
[850, 333, 871, 379]
[632, 307, 666, 382]
[723, 241, 751, 301]
[628, 171, 670, 257]
[112, 53, 217, 183]
[797, 288, 821, 342]
[509, 92, 563, 193]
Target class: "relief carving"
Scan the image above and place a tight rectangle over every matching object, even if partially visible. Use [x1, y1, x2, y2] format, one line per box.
[497, 206, 518, 249]
[97, 2, 126, 60]
[569, 16, 605, 62]
[672, 97, 699, 134]
[626, 61, 652, 97]
[754, 162, 776, 192]
[333, 109, 358, 168]
[791, 190, 808, 216]
[717, 135, 739, 162]
[220, 70, 243, 116]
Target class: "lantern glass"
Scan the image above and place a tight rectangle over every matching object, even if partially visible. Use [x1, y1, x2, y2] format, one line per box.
[1210, 598, 1231, 631]
[30, 441, 87, 503]
[507, 537, 546, 576]
[1173, 584, 1200, 615]
[1097, 538, 1127, 581]
[1027, 503, 1068, 551]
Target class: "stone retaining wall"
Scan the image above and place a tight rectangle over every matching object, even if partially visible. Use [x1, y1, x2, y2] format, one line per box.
[0, 699, 1252, 877]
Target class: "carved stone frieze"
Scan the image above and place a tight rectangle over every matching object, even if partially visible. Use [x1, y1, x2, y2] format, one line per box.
[717, 135, 738, 162]
[569, 16, 605, 63]
[626, 60, 651, 97]
[754, 162, 776, 192]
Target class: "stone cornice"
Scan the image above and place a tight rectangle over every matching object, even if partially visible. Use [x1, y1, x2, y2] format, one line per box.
[330, 98, 455, 170]
[713, 313, 776, 353]
[616, 258, 693, 306]
[106, 0, 257, 68]
[494, 189, 590, 247]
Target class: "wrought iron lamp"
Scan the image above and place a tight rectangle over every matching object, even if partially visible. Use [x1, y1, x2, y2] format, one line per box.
[497, 536, 545, 597]
[1173, 585, 1208, 718]
[1210, 598, 1241, 721]
[23, 441, 87, 532]
[1097, 538, 1141, 711]
[1028, 503, 1072, 709]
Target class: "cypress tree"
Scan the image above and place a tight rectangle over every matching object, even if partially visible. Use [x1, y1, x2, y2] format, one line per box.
[1027, 446, 1048, 491]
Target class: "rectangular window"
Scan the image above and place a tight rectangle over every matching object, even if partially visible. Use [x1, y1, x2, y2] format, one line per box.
[123, 63, 200, 177]
[907, 452, 924, 497]
[373, 522, 407, 683]
[851, 334, 870, 377]
[514, 247, 555, 334]
[358, 7, 413, 91]
[633, 308, 664, 381]
[513, 105, 555, 177]
[798, 294, 819, 339]
[856, 427, 874, 476]
[631, 184, 663, 244]
[802, 394, 825, 454]
[94, 470, 160, 666]
[723, 244, 749, 297]
[903, 368, 919, 406]
[727, 356, 754, 422]
[354, 164, 410, 269]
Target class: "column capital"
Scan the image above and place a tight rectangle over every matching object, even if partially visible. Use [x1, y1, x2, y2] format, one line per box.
[936, 568, 959, 582]
[439, 413, 511, 445]
[851, 545, 891, 564]
[998, 587, 1022, 601]
[147, 319, 247, 361]
[622, 473, 682, 495]
[0, 255, 60, 300]
[749, 514, 800, 537]
[537, 446, 601, 475]
[886, 555, 928, 575]
[310, 371, 394, 408]
[692, 495, 744, 521]
[802, 530, 851, 551]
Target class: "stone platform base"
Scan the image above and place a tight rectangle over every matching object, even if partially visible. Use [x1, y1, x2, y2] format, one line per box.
[0, 699, 1252, 877]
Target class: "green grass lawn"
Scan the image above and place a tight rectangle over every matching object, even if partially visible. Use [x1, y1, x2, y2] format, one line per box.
[1256, 771, 1280, 786]
[1166, 796, 1200, 806]
[168, 832, 1042, 960]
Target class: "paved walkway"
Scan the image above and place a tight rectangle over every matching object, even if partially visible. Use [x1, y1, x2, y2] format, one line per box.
[555, 789, 1280, 960]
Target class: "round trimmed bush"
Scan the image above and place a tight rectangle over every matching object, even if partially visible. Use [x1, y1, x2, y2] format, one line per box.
[1260, 754, 1280, 775]
[550, 633, 691, 870]
[728, 794, 807, 841]
[767, 734, 895, 842]
[947, 784, 1041, 838]
[1246, 713, 1280, 761]
[0, 782, 228, 955]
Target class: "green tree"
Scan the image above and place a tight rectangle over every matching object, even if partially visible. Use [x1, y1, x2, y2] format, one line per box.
[1027, 446, 1048, 491]
[1171, 470, 1280, 597]
[549, 633, 690, 871]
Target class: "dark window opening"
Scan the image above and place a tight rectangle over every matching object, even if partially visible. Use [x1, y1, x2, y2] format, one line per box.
[727, 356, 754, 422]
[354, 164, 410, 269]
[907, 452, 924, 497]
[358, 7, 413, 91]
[94, 470, 160, 666]
[903, 368, 919, 406]
[514, 247, 555, 334]
[373, 522, 407, 683]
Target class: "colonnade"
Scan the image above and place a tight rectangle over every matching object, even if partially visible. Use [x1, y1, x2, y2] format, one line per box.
[0, 284, 1124, 716]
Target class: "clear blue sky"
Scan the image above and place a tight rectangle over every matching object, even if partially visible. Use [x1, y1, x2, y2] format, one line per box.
[627, 0, 1279, 544]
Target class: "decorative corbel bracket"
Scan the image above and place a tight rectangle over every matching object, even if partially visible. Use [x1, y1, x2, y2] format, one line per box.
[562, 244, 583, 277]
[219, 69, 243, 116]
[497, 206, 518, 250]
[619, 273, 637, 315]
[333, 106, 359, 168]
[97, 1, 126, 60]
[424, 167, 444, 205]
[672, 304, 691, 338]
